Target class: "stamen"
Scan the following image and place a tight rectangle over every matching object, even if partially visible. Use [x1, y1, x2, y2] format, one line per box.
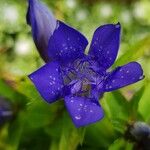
[63, 57, 105, 97]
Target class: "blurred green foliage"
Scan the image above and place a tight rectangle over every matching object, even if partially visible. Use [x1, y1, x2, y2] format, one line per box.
[0, 0, 150, 149]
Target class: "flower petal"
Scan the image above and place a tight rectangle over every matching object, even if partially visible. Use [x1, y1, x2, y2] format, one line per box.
[64, 96, 104, 127]
[48, 21, 88, 64]
[89, 23, 121, 69]
[104, 62, 144, 91]
[27, 0, 57, 62]
[28, 62, 64, 103]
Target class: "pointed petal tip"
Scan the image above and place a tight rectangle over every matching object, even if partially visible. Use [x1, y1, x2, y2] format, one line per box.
[48, 21, 88, 64]
[28, 73, 33, 81]
[104, 61, 144, 92]
[139, 75, 145, 80]
[131, 61, 144, 74]
[115, 22, 121, 29]
[89, 22, 121, 69]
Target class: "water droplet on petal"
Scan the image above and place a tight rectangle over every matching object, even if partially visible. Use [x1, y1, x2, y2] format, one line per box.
[75, 115, 81, 120]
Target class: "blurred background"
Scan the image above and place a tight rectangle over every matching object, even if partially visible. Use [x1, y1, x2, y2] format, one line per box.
[0, 0, 150, 149]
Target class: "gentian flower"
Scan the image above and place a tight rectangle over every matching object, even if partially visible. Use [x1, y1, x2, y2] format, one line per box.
[27, 0, 144, 127]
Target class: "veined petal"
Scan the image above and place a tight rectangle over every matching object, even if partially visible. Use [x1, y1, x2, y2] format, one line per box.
[27, 0, 56, 62]
[48, 21, 88, 64]
[64, 96, 104, 127]
[28, 62, 64, 103]
[104, 62, 144, 91]
[89, 23, 121, 69]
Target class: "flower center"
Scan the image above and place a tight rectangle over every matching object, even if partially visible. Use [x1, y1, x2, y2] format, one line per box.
[62, 57, 106, 97]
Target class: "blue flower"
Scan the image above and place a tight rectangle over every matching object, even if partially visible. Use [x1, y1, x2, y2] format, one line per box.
[27, 0, 144, 127]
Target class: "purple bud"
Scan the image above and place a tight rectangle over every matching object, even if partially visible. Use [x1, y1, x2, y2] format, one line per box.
[27, 0, 57, 62]
[131, 122, 150, 140]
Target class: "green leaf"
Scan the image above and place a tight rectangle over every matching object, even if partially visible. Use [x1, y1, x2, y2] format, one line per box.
[0, 79, 17, 102]
[0, 125, 9, 150]
[15, 77, 43, 102]
[58, 111, 86, 150]
[25, 100, 64, 129]
[18, 127, 50, 150]
[102, 91, 129, 133]
[6, 112, 25, 150]
[138, 82, 150, 122]
[0, 79, 28, 107]
[114, 35, 150, 67]
[108, 138, 133, 150]
[49, 140, 59, 150]
[84, 117, 117, 149]
[128, 86, 145, 120]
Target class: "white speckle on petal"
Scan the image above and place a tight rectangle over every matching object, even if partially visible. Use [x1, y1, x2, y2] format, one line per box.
[78, 108, 81, 111]
[90, 110, 93, 113]
[62, 43, 66, 47]
[109, 86, 112, 88]
[79, 103, 83, 107]
[121, 76, 124, 79]
[71, 100, 74, 103]
[126, 70, 129, 73]
[75, 115, 81, 120]
[107, 51, 110, 54]
[112, 80, 115, 83]
[139, 75, 143, 80]
[92, 103, 96, 106]
[115, 24, 120, 28]
[94, 41, 97, 45]
[30, 77, 33, 80]
[100, 46, 103, 49]
[84, 105, 87, 108]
